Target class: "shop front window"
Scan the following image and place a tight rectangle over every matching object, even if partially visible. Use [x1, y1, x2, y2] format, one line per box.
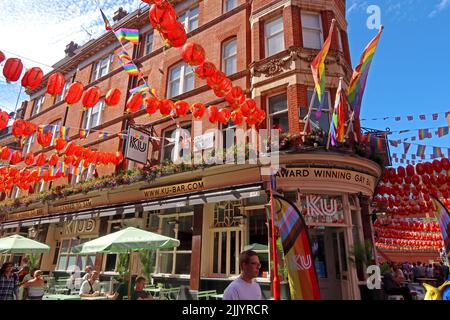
[310, 228, 327, 278]
[157, 213, 193, 275]
[247, 208, 269, 277]
[56, 238, 95, 271]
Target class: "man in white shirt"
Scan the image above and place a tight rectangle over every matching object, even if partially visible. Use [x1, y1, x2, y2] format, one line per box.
[223, 250, 263, 300]
[79, 270, 101, 297]
[82, 265, 93, 281]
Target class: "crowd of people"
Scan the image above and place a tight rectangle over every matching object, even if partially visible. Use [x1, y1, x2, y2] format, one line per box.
[381, 260, 450, 300]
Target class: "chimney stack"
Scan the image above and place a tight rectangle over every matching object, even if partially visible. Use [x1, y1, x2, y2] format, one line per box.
[113, 7, 128, 22]
[64, 41, 79, 57]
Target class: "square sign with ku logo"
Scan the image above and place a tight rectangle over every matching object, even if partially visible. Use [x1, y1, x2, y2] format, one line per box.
[125, 126, 150, 164]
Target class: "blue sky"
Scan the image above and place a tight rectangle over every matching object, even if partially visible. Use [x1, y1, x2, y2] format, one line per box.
[0, 0, 448, 163]
[346, 0, 450, 163]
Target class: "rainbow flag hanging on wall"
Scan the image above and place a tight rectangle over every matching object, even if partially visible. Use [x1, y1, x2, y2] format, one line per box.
[310, 20, 336, 108]
[114, 28, 139, 45]
[432, 197, 450, 253]
[272, 194, 321, 300]
[347, 26, 383, 119]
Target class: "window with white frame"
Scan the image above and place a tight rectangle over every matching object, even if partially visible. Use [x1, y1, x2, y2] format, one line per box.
[81, 99, 104, 130]
[31, 96, 44, 116]
[265, 16, 284, 57]
[22, 132, 35, 154]
[222, 38, 237, 76]
[162, 123, 192, 162]
[224, 0, 237, 13]
[301, 12, 323, 49]
[145, 32, 154, 55]
[91, 54, 113, 81]
[220, 121, 237, 153]
[167, 62, 194, 98]
[268, 93, 289, 133]
[56, 238, 96, 272]
[178, 6, 199, 32]
[307, 88, 331, 132]
[55, 81, 71, 104]
[49, 119, 62, 146]
[157, 212, 193, 275]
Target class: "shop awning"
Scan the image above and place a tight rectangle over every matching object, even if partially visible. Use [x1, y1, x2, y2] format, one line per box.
[1, 183, 265, 228]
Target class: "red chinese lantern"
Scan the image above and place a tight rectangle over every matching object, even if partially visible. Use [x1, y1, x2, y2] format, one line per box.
[23, 122, 37, 137]
[213, 79, 232, 98]
[64, 155, 73, 165]
[424, 162, 433, 175]
[255, 108, 266, 123]
[126, 93, 143, 113]
[406, 164, 415, 177]
[64, 142, 76, 156]
[0, 111, 9, 130]
[217, 108, 231, 125]
[163, 22, 187, 48]
[206, 71, 227, 91]
[145, 97, 160, 115]
[149, 2, 178, 33]
[73, 145, 83, 158]
[191, 103, 206, 119]
[46, 73, 65, 96]
[225, 87, 245, 109]
[159, 99, 174, 116]
[240, 99, 257, 116]
[10, 151, 22, 165]
[182, 43, 206, 66]
[174, 100, 190, 117]
[1, 146, 12, 160]
[12, 119, 26, 137]
[438, 173, 447, 186]
[105, 88, 121, 107]
[245, 113, 258, 126]
[24, 152, 34, 166]
[416, 163, 424, 175]
[65, 82, 84, 105]
[432, 159, 443, 173]
[441, 158, 450, 171]
[0, 50, 5, 63]
[82, 86, 101, 109]
[3, 58, 23, 82]
[54, 138, 67, 151]
[397, 166, 406, 178]
[194, 62, 216, 79]
[48, 154, 59, 167]
[21, 67, 43, 90]
[207, 106, 218, 123]
[37, 131, 53, 148]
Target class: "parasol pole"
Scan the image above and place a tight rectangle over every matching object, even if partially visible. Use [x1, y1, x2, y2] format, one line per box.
[127, 250, 132, 300]
[269, 170, 281, 300]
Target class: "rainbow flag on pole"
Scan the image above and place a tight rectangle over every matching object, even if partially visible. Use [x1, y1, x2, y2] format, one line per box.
[100, 9, 112, 31]
[119, 62, 140, 77]
[273, 194, 321, 300]
[310, 19, 336, 107]
[347, 26, 383, 119]
[114, 28, 139, 45]
[118, 51, 133, 64]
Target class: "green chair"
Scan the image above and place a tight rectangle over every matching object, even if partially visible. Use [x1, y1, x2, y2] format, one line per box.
[195, 290, 217, 300]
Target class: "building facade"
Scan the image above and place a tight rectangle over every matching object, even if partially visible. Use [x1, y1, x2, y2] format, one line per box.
[0, 0, 384, 299]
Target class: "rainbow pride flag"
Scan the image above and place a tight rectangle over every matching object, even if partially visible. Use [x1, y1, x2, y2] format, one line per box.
[330, 79, 346, 146]
[416, 145, 426, 158]
[347, 26, 384, 120]
[118, 51, 133, 64]
[79, 128, 90, 139]
[418, 128, 429, 140]
[273, 194, 321, 300]
[129, 84, 150, 95]
[59, 126, 69, 141]
[437, 126, 449, 137]
[114, 28, 139, 45]
[100, 9, 112, 31]
[99, 132, 109, 140]
[310, 20, 336, 107]
[433, 147, 444, 158]
[120, 62, 140, 77]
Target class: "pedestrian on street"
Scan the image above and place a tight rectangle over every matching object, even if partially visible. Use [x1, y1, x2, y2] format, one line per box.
[0, 262, 19, 300]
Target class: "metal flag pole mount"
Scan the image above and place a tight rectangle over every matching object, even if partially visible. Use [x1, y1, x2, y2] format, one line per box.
[269, 171, 281, 300]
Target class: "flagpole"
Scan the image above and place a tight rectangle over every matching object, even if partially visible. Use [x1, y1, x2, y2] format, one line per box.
[326, 77, 343, 150]
[301, 89, 317, 141]
[269, 170, 281, 300]
[345, 110, 355, 140]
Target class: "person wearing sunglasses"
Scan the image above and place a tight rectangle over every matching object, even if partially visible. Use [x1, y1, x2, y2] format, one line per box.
[223, 250, 263, 300]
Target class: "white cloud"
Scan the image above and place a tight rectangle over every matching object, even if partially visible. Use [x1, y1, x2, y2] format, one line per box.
[0, 0, 141, 111]
[429, 0, 450, 17]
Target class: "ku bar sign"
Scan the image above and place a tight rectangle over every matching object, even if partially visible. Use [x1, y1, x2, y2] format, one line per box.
[125, 127, 150, 164]
[143, 180, 204, 199]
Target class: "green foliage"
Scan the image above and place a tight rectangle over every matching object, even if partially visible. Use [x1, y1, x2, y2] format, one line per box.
[27, 254, 40, 271]
[116, 253, 130, 280]
[139, 251, 156, 282]
[349, 240, 375, 270]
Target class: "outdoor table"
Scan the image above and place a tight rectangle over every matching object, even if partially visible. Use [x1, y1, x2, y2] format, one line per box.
[148, 288, 161, 299]
[43, 294, 81, 300]
[80, 296, 109, 300]
[211, 293, 223, 300]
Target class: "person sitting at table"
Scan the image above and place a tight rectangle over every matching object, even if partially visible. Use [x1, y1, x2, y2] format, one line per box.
[21, 270, 45, 300]
[82, 265, 93, 281]
[392, 264, 405, 286]
[132, 277, 153, 300]
[107, 274, 135, 300]
[79, 270, 101, 297]
[382, 264, 412, 300]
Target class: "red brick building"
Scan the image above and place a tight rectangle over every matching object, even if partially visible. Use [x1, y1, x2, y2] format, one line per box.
[0, 0, 384, 299]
